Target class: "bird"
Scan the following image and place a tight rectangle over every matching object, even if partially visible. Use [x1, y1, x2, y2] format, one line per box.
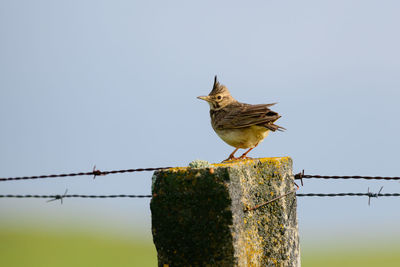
[197, 76, 284, 161]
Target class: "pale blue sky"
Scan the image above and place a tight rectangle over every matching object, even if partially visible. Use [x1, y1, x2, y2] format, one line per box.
[1, 0, 400, 246]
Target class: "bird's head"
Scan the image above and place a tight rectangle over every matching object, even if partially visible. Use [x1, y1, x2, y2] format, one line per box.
[197, 76, 236, 110]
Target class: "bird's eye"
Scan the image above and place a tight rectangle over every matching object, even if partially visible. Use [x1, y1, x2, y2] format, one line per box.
[217, 95, 222, 100]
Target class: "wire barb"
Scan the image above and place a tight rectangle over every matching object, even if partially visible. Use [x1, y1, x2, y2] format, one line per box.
[367, 186, 384, 206]
[92, 165, 105, 179]
[294, 170, 304, 186]
[46, 189, 68, 204]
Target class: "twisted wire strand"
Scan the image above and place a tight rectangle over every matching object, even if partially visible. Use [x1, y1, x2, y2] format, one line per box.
[2, 167, 400, 182]
[294, 170, 400, 181]
[296, 193, 400, 197]
[0, 167, 172, 182]
[0, 194, 152, 199]
[2, 192, 398, 199]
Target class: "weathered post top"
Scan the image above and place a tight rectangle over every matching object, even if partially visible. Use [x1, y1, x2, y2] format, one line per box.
[151, 157, 300, 267]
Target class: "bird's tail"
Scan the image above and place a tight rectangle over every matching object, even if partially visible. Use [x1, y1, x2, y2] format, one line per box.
[265, 115, 286, 132]
[265, 123, 286, 132]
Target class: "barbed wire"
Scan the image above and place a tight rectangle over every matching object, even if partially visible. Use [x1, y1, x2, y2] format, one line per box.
[0, 194, 152, 200]
[1, 166, 400, 206]
[297, 192, 400, 197]
[2, 166, 399, 183]
[297, 186, 400, 205]
[4, 193, 399, 200]
[0, 194, 153, 199]
[1, 187, 399, 205]
[294, 170, 400, 181]
[0, 166, 173, 182]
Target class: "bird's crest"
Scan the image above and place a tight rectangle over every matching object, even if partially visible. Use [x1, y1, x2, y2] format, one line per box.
[209, 75, 228, 95]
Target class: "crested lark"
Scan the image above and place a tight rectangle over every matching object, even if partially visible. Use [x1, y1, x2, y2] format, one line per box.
[197, 76, 284, 161]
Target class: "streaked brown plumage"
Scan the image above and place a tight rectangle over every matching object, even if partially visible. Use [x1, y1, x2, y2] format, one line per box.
[197, 76, 284, 161]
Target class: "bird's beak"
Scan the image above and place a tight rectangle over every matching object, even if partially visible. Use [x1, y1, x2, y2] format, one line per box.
[197, 95, 210, 102]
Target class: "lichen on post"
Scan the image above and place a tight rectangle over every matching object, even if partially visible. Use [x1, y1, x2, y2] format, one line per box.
[150, 157, 300, 267]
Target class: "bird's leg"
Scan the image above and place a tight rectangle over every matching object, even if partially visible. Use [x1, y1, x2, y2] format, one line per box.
[223, 148, 239, 162]
[238, 143, 259, 160]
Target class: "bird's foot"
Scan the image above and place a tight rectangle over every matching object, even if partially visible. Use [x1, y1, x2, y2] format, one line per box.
[238, 146, 256, 160]
[222, 156, 239, 162]
[222, 148, 240, 162]
[238, 155, 253, 160]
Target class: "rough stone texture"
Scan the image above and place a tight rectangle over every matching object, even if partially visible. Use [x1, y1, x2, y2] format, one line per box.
[151, 157, 300, 267]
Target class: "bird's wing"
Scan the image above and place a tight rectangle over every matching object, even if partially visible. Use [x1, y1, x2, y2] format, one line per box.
[216, 103, 285, 131]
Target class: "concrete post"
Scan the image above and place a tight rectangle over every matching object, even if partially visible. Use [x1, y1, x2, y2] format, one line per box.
[150, 157, 300, 267]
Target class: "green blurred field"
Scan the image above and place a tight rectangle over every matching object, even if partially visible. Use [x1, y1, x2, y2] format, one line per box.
[1, 227, 399, 267]
[301, 245, 400, 267]
[0, 228, 157, 267]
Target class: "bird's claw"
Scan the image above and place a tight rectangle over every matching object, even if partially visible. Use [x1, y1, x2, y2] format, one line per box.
[238, 155, 253, 160]
[222, 156, 239, 162]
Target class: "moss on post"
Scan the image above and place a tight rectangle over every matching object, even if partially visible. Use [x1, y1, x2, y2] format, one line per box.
[150, 157, 300, 267]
